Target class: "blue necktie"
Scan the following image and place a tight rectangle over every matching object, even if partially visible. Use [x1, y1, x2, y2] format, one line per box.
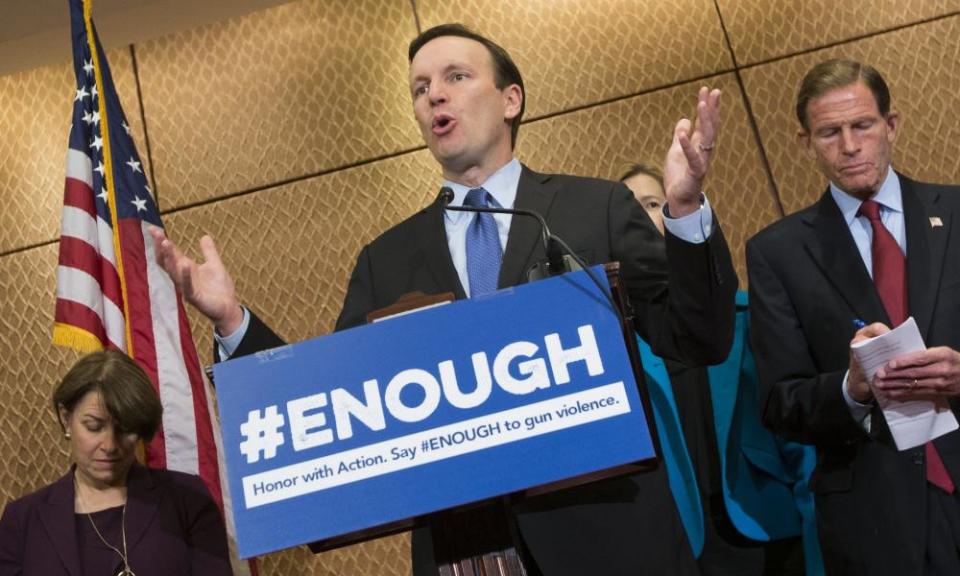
[464, 188, 502, 297]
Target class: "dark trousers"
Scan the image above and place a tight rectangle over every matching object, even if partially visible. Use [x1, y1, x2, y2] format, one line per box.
[924, 484, 960, 574]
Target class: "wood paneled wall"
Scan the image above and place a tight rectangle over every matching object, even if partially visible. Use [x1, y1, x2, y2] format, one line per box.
[2, 1, 959, 573]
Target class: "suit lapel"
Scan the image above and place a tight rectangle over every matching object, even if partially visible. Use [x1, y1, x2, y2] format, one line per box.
[803, 190, 888, 324]
[499, 166, 558, 288]
[39, 471, 83, 576]
[413, 194, 467, 300]
[901, 175, 950, 339]
[123, 464, 162, 552]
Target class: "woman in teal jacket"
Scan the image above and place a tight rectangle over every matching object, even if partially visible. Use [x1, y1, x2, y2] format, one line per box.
[640, 292, 823, 575]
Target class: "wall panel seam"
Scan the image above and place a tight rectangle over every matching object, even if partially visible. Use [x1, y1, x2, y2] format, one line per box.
[735, 10, 960, 72]
[0, 239, 58, 259]
[410, 0, 422, 34]
[156, 144, 431, 216]
[713, 0, 784, 217]
[129, 43, 160, 209]
[521, 68, 738, 127]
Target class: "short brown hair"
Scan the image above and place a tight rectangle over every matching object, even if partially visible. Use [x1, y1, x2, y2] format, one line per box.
[796, 59, 891, 131]
[53, 350, 162, 441]
[409, 23, 525, 149]
[619, 163, 664, 187]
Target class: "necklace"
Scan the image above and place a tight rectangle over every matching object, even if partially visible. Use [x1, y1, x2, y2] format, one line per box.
[75, 477, 136, 576]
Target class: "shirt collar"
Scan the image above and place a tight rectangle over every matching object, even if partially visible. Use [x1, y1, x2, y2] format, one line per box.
[443, 158, 521, 223]
[829, 166, 902, 227]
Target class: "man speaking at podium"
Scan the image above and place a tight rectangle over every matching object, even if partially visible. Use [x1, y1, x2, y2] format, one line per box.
[152, 23, 736, 576]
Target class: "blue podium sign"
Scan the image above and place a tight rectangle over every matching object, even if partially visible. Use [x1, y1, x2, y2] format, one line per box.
[215, 267, 656, 558]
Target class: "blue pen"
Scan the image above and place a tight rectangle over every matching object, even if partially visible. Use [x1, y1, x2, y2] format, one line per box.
[853, 318, 867, 329]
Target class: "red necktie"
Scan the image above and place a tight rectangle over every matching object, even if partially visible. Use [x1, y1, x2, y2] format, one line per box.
[859, 199, 954, 493]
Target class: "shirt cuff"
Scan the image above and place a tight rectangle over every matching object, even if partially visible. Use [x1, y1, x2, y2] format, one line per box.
[214, 306, 250, 361]
[841, 370, 873, 432]
[662, 194, 714, 244]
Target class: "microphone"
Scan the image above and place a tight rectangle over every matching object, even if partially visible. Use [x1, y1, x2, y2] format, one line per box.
[436, 187, 617, 315]
[437, 187, 576, 278]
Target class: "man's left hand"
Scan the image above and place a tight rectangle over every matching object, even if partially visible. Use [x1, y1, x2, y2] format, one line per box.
[663, 86, 721, 218]
[873, 346, 960, 401]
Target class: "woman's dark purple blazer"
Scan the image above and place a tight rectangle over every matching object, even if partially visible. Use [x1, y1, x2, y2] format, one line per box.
[0, 463, 233, 575]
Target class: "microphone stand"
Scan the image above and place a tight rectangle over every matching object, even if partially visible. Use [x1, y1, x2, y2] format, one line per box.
[438, 187, 617, 314]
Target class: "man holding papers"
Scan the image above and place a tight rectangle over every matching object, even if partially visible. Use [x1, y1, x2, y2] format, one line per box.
[747, 59, 960, 575]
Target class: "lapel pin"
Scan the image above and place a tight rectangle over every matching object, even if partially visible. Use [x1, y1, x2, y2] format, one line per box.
[930, 216, 943, 228]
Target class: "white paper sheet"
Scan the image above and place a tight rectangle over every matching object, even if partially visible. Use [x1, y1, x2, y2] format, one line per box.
[850, 317, 959, 450]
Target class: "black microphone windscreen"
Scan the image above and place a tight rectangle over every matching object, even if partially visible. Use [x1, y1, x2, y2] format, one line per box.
[438, 187, 454, 206]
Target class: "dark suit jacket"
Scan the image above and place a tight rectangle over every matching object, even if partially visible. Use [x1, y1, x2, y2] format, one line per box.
[234, 165, 737, 575]
[746, 174, 960, 576]
[0, 464, 232, 576]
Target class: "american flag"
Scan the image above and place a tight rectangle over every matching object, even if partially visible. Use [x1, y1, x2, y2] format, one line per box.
[53, 1, 250, 573]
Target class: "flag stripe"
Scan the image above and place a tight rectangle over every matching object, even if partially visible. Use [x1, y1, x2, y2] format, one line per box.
[56, 265, 126, 349]
[59, 205, 118, 270]
[181, 305, 223, 504]
[55, 299, 107, 346]
[57, 236, 123, 308]
[117, 219, 166, 468]
[65, 148, 94, 189]
[64, 177, 96, 217]
[60, 204, 98, 246]
[57, 235, 103, 280]
[142, 223, 199, 473]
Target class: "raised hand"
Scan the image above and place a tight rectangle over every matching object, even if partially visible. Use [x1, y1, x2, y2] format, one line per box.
[148, 226, 244, 336]
[663, 86, 721, 217]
